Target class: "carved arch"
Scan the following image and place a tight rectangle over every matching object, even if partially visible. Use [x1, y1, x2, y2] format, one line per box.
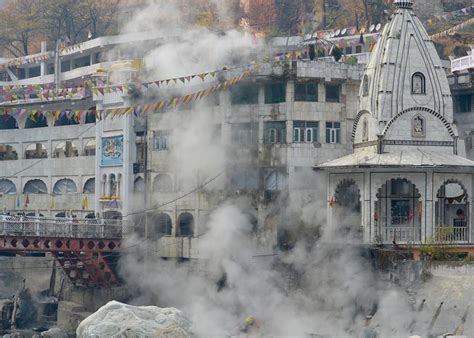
[351, 110, 371, 141]
[382, 107, 455, 138]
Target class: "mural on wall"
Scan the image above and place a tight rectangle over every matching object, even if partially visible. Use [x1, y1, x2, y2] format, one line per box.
[101, 135, 123, 166]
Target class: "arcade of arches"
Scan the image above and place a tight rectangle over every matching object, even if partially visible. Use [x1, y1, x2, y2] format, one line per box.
[329, 174, 472, 244]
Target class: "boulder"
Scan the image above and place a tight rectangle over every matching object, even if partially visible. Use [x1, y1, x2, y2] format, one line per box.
[76, 301, 192, 338]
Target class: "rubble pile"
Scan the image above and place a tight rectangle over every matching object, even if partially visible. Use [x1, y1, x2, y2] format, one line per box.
[76, 301, 192, 338]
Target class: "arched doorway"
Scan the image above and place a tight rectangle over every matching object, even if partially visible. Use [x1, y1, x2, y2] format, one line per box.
[435, 181, 469, 242]
[375, 178, 421, 243]
[333, 179, 362, 240]
[177, 213, 194, 237]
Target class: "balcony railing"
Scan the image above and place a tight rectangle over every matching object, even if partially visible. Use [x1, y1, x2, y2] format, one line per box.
[0, 215, 126, 239]
[434, 226, 469, 243]
[375, 226, 421, 243]
[451, 55, 474, 73]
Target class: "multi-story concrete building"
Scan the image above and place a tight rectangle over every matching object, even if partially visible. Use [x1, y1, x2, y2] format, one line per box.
[0, 28, 370, 258]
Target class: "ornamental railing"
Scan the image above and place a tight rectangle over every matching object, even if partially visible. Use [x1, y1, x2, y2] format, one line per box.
[451, 54, 474, 73]
[0, 215, 126, 239]
[375, 226, 421, 243]
[434, 226, 469, 243]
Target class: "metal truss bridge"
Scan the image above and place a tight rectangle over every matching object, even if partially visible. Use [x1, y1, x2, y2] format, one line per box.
[0, 215, 126, 288]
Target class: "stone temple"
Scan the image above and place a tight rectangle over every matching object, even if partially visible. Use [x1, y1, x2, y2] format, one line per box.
[320, 0, 474, 247]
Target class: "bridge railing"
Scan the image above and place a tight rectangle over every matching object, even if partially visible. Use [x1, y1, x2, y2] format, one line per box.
[0, 215, 127, 239]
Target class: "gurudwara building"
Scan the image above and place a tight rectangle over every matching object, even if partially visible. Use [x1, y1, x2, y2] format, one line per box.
[321, 0, 474, 246]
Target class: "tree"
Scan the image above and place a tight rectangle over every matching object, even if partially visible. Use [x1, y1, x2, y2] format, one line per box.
[0, 0, 121, 57]
[0, 0, 44, 56]
[42, 0, 120, 44]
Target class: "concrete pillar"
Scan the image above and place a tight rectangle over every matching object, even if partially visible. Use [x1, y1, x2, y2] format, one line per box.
[319, 83, 326, 103]
[40, 41, 47, 77]
[424, 171, 434, 243]
[258, 85, 265, 105]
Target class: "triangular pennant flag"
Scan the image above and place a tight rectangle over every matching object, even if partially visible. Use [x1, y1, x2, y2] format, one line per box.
[50, 195, 55, 209]
[24, 194, 29, 207]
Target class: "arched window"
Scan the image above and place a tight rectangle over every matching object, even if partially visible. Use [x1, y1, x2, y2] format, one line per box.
[153, 174, 173, 193]
[362, 118, 369, 142]
[101, 174, 107, 196]
[109, 174, 117, 197]
[85, 108, 96, 124]
[25, 113, 48, 129]
[23, 179, 48, 194]
[84, 139, 96, 156]
[435, 181, 469, 242]
[0, 144, 18, 161]
[25, 143, 47, 159]
[83, 178, 95, 193]
[55, 212, 66, 218]
[54, 110, 79, 126]
[53, 178, 77, 194]
[0, 115, 18, 130]
[150, 213, 173, 238]
[412, 72, 426, 94]
[177, 213, 194, 237]
[0, 179, 16, 194]
[134, 177, 145, 192]
[362, 74, 369, 96]
[53, 141, 78, 158]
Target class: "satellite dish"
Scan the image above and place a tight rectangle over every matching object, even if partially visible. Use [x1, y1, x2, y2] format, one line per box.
[341, 28, 347, 36]
[330, 32, 335, 38]
[335, 29, 341, 36]
[376, 23, 382, 31]
[369, 24, 375, 33]
[350, 27, 357, 35]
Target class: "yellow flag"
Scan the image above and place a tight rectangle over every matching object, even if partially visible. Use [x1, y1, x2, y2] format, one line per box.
[50, 195, 55, 209]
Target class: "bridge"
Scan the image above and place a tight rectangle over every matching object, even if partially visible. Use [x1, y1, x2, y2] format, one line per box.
[0, 215, 128, 288]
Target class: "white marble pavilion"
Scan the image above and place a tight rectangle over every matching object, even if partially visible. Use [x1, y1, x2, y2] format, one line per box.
[319, 0, 474, 245]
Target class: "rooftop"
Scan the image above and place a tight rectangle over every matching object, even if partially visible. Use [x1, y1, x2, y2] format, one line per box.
[318, 149, 474, 169]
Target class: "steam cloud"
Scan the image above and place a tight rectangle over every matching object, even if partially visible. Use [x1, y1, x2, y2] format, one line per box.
[115, 1, 467, 337]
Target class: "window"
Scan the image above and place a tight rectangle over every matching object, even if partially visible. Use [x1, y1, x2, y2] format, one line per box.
[458, 94, 472, 113]
[230, 168, 259, 190]
[295, 82, 318, 102]
[326, 122, 341, 144]
[28, 66, 40, 78]
[325, 84, 340, 102]
[231, 84, 259, 105]
[264, 168, 287, 191]
[362, 75, 369, 96]
[264, 121, 286, 144]
[53, 178, 77, 195]
[345, 46, 352, 55]
[61, 60, 71, 72]
[72, 55, 91, 69]
[355, 45, 362, 54]
[0, 116, 18, 130]
[231, 123, 258, 145]
[264, 83, 286, 104]
[412, 72, 426, 94]
[153, 130, 170, 151]
[293, 121, 319, 143]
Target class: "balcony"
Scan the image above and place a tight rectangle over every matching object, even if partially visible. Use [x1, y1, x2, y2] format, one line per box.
[375, 226, 421, 243]
[451, 54, 474, 73]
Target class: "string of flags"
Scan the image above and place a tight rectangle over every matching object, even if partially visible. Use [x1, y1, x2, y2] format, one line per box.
[0, 52, 54, 71]
[431, 17, 474, 39]
[0, 64, 247, 103]
[1, 69, 255, 122]
[425, 5, 472, 25]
